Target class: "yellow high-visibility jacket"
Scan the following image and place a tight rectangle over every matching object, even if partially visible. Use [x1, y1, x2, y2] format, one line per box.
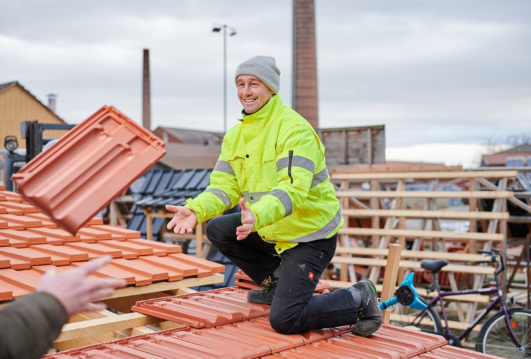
[185, 95, 343, 254]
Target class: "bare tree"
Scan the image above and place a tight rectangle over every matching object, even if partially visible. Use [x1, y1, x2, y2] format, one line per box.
[482, 132, 531, 154]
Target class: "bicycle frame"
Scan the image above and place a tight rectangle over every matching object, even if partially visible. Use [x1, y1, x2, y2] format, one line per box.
[410, 254, 522, 348]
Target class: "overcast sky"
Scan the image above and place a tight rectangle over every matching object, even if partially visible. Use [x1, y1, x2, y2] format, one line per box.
[1, 0, 530, 167]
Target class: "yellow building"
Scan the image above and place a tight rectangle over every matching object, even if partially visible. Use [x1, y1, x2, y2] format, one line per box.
[0, 81, 68, 149]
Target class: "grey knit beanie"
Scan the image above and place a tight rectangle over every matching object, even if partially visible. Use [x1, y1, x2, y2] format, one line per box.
[235, 56, 281, 93]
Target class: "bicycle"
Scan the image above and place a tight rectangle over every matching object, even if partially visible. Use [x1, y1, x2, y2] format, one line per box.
[389, 249, 531, 358]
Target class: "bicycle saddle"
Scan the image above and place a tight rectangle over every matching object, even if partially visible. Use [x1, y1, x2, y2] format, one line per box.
[421, 259, 449, 274]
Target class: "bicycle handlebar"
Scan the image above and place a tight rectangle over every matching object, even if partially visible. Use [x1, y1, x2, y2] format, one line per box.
[475, 249, 505, 276]
[478, 249, 500, 255]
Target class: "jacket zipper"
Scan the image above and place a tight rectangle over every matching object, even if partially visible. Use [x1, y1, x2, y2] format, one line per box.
[288, 150, 294, 184]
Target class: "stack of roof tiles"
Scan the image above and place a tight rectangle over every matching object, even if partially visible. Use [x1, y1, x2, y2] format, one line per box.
[0, 186, 223, 301]
[45, 286, 503, 358]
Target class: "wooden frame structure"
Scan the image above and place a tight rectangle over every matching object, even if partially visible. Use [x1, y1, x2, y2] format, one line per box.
[331, 169, 521, 325]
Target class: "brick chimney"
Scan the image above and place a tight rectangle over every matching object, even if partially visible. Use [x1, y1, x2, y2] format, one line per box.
[142, 49, 151, 130]
[292, 0, 319, 128]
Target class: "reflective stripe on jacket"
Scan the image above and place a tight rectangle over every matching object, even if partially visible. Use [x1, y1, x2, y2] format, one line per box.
[185, 95, 343, 254]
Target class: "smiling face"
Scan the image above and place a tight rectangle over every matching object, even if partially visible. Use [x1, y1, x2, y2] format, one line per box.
[237, 75, 275, 114]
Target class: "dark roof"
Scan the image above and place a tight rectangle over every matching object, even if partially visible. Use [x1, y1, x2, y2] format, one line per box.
[158, 142, 221, 170]
[0, 81, 66, 123]
[0, 81, 17, 94]
[498, 144, 531, 154]
[158, 126, 223, 145]
[126, 168, 213, 240]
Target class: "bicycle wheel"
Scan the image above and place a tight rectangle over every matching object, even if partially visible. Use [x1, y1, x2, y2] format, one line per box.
[388, 297, 443, 333]
[477, 308, 531, 358]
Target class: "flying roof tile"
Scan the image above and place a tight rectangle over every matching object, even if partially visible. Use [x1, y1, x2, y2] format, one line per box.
[12, 106, 166, 234]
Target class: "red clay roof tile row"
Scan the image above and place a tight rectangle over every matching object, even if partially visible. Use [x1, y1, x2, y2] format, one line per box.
[0, 193, 224, 302]
[0, 253, 224, 301]
[234, 270, 330, 294]
[44, 321, 482, 359]
[12, 105, 166, 234]
[131, 286, 453, 353]
[419, 346, 503, 359]
[132, 287, 272, 328]
[0, 237, 181, 267]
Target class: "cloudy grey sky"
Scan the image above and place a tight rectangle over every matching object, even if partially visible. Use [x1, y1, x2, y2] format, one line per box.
[1, 1, 530, 167]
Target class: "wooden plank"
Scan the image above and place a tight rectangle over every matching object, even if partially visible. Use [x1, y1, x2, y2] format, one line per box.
[341, 209, 509, 220]
[54, 332, 127, 351]
[476, 177, 531, 214]
[389, 313, 481, 332]
[335, 247, 486, 262]
[144, 212, 175, 219]
[107, 274, 224, 299]
[161, 232, 209, 241]
[57, 310, 130, 350]
[54, 313, 164, 343]
[336, 191, 514, 199]
[332, 170, 518, 180]
[331, 256, 495, 275]
[331, 165, 463, 175]
[339, 227, 503, 241]
[327, 281, 490, 303]
[196, 222, 203, 259]
[381, 244, 402, 324]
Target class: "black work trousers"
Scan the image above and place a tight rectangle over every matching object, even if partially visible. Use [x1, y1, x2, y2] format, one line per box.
[206, 213, 358, 334]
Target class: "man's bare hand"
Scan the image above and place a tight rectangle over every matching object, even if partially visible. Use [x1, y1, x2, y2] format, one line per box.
[236, 198, 256, 240]
[166, 205, 197, 234]
[37, 255, 126, 317]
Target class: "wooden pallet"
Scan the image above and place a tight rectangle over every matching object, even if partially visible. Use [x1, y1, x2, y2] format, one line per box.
[51, 273, 224, 350]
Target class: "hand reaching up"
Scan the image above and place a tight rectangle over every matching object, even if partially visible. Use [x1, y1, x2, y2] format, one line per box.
[166, 205, 197, 234]
[236, 198, 256, 240]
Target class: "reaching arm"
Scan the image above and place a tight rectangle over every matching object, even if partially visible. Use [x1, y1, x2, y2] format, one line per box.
[0, 256, 125, 359]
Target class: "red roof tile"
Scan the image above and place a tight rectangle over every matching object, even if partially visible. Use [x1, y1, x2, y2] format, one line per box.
[90, 225, 140, 239]
[0, 229, 47, 245]
[27, 227, 80, 242]
[0, 247, 51, 266]
[422, 346, 504, 358]
[12, 106, 166, 234]
[0, 214, 42, 227]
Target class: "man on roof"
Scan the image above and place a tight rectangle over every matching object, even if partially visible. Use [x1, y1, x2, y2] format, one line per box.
[167, 55, 382, 336]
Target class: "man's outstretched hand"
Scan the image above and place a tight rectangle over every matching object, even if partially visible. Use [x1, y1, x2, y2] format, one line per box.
[166, 205, 197, 234]
[37, 255, 126, 317]
[236, 198, 256, 240]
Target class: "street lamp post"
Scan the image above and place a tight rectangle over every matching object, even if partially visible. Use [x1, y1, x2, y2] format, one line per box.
[213, 24, 236, 134]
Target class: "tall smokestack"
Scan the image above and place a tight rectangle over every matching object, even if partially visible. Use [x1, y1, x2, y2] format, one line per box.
[292, 0, 319, 128]
[47, 94, 58, 113]
[142, 49, 151, 130]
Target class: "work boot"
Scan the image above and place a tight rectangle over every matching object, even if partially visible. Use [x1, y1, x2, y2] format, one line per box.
[247, 277, 277, 305]
[348, 279, 383, 337]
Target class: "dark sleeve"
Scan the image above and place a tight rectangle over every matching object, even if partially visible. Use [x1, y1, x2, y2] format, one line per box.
[0, 292, 68, 359]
